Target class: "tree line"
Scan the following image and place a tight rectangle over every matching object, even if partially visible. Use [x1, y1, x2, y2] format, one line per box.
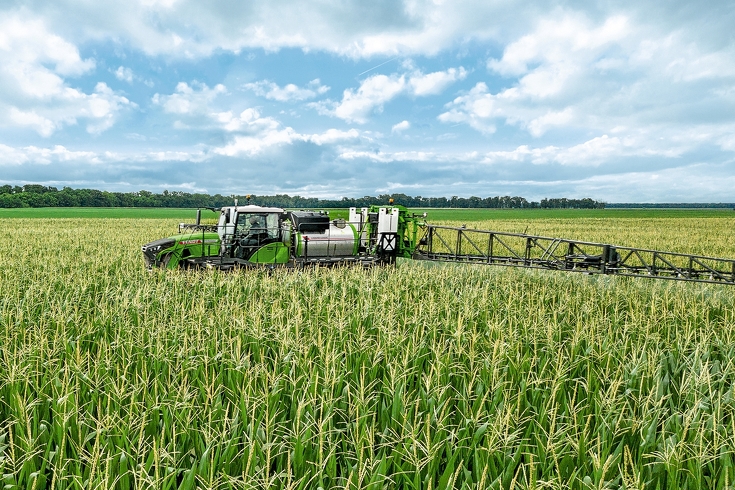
[0, 185, 606, 209]
[606, 202, 735, 208]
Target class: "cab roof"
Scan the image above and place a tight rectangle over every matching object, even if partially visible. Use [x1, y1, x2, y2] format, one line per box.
[222, 204, 285, 213]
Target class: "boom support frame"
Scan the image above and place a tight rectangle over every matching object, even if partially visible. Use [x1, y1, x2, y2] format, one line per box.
[415, 225, 735, 285]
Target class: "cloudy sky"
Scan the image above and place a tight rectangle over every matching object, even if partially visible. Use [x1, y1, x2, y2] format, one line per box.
[1, 1, 734, 202]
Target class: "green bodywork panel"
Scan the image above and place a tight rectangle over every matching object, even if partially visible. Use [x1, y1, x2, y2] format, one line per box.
[349, 223, 359, 255]
[295, 232, 302, 257]
[249, 242, 290, 264]
[158, 232, 221, 269]
[367, 204, 425, 258]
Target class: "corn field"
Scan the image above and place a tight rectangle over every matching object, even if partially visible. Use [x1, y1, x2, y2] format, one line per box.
[1, 217, 735, 489]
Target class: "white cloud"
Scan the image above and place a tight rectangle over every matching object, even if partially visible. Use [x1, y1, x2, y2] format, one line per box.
[15, 1, 506, 58]
[212, 108, 280, 133]
[526, 109, 574, 137]
[335, 127, 730, 169]
[244, 79, 329, 102]
[339, 149, 442, 163]
[0, 13, 134, 136]
[214, 126, 361, 156]
[409, 67, 467, 96]
[5, 82, 133, 137]
[437, 83, 498, 134]
[441, 15, 633, 136]
[0, 15, 94, 99]
[114, 66, 134, 83]
[317, 67, 466, 123]
[10, 1, 735, 71]
[308, 128, 360, 145]
[474, 131, 702, 167]
[212, 108, 361, 156]
[84, 83, 135, 134]
[0, 15, 95, 79]
[487, 15, 629, 77]
[392, 120, 410, 133]
[0, 144, 101, 166]
[152, 81, 226, 115]
[7, 109, 57, 138]
[0, 114, 361, 167]
[329, 74, 406, 123]
[441, 12, 735, 142]
[148, 150, 209, 162]
[719, 133, 735, 152]
[0, 143, 212, 167]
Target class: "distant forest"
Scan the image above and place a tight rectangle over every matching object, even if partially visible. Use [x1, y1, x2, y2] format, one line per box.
[0, 184, 735, 209]
[605, 203, 735, 208]
[0, 185, 606, 209]
[2, 185, 733, 209]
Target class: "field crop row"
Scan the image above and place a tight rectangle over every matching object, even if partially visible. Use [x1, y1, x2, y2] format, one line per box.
[1, 218, 735, 489]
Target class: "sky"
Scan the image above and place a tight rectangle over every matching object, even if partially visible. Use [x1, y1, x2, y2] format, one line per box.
[1, 1, 734, 202]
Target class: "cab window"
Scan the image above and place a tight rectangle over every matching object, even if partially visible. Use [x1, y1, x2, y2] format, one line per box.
[235, 213, 279, 239]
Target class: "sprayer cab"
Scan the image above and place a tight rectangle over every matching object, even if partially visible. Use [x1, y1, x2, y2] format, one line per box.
[216, 205, 287, 261]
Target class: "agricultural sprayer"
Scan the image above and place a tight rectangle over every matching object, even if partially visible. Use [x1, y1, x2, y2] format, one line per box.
[142, 202, 735, 285]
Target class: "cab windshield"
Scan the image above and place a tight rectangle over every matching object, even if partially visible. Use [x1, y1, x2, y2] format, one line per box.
[235, 213, 279, 239]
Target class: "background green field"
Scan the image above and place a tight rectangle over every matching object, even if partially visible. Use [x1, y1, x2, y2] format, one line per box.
[1, 211, 735, 489]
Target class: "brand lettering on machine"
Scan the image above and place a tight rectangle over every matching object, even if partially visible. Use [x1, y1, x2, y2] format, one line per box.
[179, 239, 219, 245]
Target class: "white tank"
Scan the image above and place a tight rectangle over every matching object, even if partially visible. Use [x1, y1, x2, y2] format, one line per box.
[296, 222, 357, 257]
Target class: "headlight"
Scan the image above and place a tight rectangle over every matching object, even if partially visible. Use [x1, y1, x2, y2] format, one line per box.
[141, 238, 175, 268]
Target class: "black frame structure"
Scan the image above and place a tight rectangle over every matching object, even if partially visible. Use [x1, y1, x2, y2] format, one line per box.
[415, 225, 735, 285]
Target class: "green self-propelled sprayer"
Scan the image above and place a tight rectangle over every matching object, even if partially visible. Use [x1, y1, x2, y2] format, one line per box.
[142, 203, 424, 271]
[143, 202, 735, 285]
